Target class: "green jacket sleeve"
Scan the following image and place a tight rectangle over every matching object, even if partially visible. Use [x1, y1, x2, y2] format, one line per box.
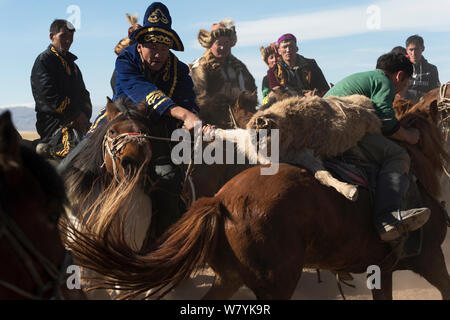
[370, 78, 400, 136]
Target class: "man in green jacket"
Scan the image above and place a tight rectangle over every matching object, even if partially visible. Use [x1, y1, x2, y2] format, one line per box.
[324, 52, 430, 242]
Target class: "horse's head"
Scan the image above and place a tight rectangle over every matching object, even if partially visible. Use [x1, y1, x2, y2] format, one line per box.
[0, 111, 67, 223]
[102, 98, 153, 179]
[230, 90, 258, 128]
[0, 111, 22, 181]
[410, 88, 441, 124]
[395, 83, 450, 136]
[394, 84, 450, 198]
[198, 90, 257, 129]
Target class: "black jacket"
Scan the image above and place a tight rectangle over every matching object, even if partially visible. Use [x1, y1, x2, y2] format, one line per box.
[31, 45, 92, 141]
[405, 57, 440, 103]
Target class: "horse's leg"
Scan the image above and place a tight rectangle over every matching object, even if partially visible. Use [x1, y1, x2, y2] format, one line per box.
[412, 248, 450, 300]
[241, 250, 305, 300]
[249, 267, 303, 300]
[371, 271, 393, 300]
[202, 271, 243, 300]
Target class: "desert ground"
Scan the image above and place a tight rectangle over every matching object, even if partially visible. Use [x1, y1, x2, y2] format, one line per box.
[19, 131, 40, 141]
[19, 131, 450, 300]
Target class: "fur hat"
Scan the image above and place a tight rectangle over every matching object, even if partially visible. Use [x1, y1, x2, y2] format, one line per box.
[198, 18, 237, 49]
[114, 13, 140, 56]
[129, 2, 184, 51]
[260, 43, 278, 65]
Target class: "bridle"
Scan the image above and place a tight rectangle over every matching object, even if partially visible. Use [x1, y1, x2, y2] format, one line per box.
[102, 131, 152, 181]
[438, 82, 450, 132]
[437, 82, 450, 178]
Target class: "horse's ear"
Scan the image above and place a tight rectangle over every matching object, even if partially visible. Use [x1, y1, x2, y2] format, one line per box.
[235, 90, 258, 111]
[0, 111, 22, 170]
[137, 100, 151, 118]
[106, 97, 120, 121]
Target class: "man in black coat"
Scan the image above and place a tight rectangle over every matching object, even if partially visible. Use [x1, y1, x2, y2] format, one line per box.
[31, 19, 92, 159]
[405, 34, 440, 103]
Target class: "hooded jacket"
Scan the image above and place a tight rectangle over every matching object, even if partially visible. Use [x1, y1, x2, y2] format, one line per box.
[406, 57, 440, 103]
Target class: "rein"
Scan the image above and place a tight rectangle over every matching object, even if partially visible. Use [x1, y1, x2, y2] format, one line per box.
[438, 83, 450, 178]
[438, 82, 450, 121]
[0, 202, 63, 299]
[228, 106, 239, 129]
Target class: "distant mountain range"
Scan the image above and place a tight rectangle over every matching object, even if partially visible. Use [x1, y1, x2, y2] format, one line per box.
[0, 105, 104, 132]
[0, 106, 36, 131]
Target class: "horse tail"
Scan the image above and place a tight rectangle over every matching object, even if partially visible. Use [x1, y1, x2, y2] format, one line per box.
[62, 196, 224, 299]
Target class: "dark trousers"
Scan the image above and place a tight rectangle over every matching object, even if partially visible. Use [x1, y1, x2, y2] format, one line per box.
[150, 162, 185, 239]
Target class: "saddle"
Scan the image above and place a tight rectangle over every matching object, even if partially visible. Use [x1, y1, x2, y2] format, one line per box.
[323, 156, 423, 259]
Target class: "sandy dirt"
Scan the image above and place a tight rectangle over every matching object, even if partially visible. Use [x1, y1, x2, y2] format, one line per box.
[19, 131, 40, 141]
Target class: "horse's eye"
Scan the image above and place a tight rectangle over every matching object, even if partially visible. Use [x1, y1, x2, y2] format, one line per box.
[109, 129, 116, 135]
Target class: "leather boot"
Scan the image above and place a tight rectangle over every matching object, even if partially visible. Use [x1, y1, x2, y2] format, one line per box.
[373, 172, 430, 242]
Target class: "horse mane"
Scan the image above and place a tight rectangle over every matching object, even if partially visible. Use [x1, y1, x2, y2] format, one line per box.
[64, 98, 148, 201]
[392, 97, 414, 120]
[393, 91, 450, 198]
[62, 97, 153, 259]
[394, 89, 440, 124]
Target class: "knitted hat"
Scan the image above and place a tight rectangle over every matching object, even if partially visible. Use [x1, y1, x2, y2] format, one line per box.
[197, 18, 237, 49]
[129, 2, 184, 51]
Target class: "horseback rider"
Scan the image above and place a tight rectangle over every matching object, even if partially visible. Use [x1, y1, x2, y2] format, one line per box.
[65, 2, 208, 243]
[268, 33, 330, 98]
[31, 19, 92, 159]
[190, 19, 257, 110]
[260, 43, 279, 105]
[324, 52, 431, 242]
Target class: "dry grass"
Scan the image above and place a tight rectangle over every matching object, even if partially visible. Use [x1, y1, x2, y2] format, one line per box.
[19, 131, 39, 141]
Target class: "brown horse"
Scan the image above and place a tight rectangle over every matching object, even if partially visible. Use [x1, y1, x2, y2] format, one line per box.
[393, 83, 450, 205]
[198, 90, 257, 130]
[189, 91, 257, 198]
[61, 98, 154, 299]
[61, 89, 450, 300]
[0, 111, 83, 299]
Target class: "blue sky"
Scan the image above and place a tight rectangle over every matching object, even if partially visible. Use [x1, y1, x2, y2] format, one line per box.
[0, 0, 449, 119]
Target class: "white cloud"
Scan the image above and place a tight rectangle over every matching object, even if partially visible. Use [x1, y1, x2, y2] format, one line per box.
[230, 0, 450, 47]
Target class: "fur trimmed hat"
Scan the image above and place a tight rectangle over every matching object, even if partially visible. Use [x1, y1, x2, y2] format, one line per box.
[198, 18, 237, 49]
[260, 43, 278, 65]
[114, 13, 140, 56]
